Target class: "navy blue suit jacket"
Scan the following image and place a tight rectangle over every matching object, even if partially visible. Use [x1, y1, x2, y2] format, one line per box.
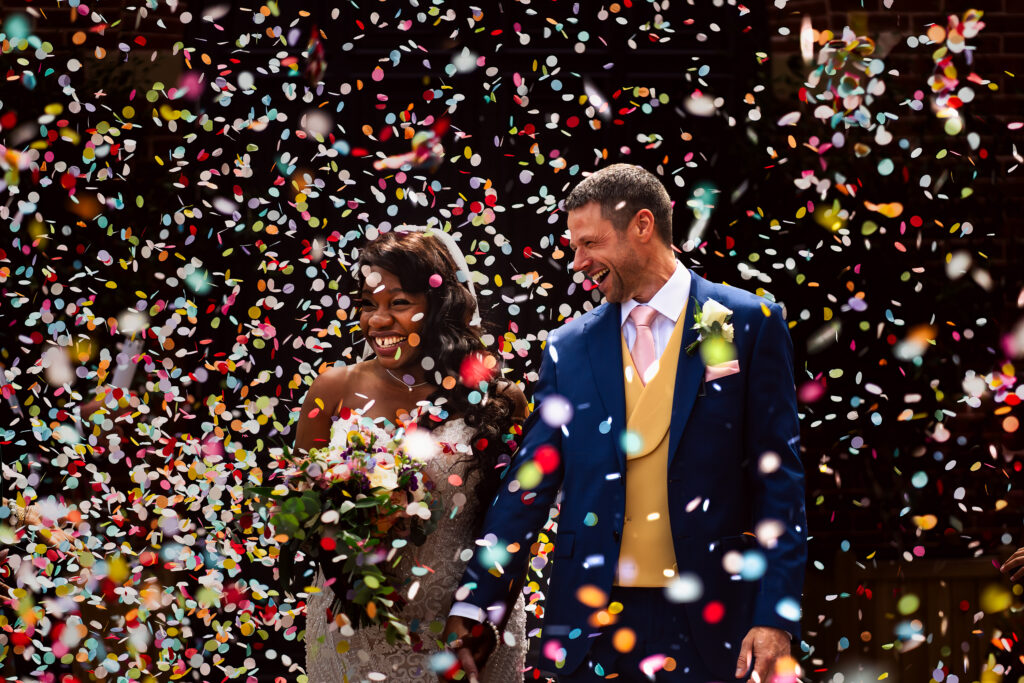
[462, 270, 807, 677]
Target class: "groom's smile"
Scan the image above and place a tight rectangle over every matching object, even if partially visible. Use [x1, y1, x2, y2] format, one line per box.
[568, 200, 671, 304]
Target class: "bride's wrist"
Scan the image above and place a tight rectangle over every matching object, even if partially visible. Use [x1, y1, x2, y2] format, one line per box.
[483, 619, 501, 649]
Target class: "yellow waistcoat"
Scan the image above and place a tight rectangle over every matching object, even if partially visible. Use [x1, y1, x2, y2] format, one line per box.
[615, 312, 687, 587]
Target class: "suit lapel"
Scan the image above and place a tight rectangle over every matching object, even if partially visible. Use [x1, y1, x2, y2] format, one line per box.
[585, 303, 627, 472]
[667, 270, 708, 466]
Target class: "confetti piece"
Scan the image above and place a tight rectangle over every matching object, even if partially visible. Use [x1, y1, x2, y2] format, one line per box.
[1, 3, 1019, 681]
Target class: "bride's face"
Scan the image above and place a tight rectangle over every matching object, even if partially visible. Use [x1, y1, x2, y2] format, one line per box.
[359, 267, 429, 374]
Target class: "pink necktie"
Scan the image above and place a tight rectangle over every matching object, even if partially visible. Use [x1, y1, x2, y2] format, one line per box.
[629, 305, 659, 384]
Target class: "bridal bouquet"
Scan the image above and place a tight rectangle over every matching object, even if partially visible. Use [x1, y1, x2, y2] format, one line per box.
[250, 418, 440, 644]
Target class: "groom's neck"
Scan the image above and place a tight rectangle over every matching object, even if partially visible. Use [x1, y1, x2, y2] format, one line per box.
[630, 250, 678, 303]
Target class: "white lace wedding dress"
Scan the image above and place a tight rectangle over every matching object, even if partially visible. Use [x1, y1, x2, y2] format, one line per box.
[305, 414, 528, 682]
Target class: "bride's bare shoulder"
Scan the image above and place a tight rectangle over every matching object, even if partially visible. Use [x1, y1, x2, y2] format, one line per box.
[307, 362, 376, 406]
[318, 360, 377, 383]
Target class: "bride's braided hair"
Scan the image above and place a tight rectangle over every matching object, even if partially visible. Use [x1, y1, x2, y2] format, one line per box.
[357, 231, 517, 524]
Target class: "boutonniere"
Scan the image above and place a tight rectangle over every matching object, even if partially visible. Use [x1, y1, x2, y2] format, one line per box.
[686, 298, 735, 357]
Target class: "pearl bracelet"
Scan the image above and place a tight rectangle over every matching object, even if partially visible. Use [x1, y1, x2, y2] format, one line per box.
[484, 620, 502, 647]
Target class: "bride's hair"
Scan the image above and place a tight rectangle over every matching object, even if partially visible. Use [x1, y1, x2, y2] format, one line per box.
[357, 230, 517, 521]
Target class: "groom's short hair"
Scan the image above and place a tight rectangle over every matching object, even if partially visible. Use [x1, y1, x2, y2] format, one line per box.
[565, 164, 674, 245]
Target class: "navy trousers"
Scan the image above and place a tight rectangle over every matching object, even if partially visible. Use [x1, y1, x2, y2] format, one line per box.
[557, 587, 724, 682]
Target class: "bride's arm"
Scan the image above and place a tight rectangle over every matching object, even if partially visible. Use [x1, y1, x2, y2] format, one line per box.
[294, 366, 349, 458]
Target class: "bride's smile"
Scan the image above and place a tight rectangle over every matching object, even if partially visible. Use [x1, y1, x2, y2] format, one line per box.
[359, 267, 428, 376]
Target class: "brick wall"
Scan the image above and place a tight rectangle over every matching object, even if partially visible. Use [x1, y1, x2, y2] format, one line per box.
[770, 2, 1024, 680]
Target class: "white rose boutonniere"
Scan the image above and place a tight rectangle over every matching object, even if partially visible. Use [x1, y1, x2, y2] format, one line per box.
[686, 298, 736, 361]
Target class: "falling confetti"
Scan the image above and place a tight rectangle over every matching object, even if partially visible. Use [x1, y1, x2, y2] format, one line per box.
[1, 2, 1022, 682]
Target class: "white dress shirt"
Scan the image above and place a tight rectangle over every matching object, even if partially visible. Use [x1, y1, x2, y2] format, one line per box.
[620, 261, 691, 359]
[449, 263, 691, 624]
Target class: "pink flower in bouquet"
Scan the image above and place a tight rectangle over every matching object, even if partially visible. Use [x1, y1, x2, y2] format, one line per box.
[325, 463, 351, 482]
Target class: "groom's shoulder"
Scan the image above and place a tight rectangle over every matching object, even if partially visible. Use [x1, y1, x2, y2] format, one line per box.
[701, 277, 780, 316]
[550, 303, 607, 342]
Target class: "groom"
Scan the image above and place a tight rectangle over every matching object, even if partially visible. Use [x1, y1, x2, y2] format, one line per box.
[446, 164, 806, 681]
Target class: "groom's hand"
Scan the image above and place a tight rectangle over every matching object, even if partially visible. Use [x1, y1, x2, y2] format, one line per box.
[1001, 547, 1024, 582]
[735, 626, 791, 682]
[443, 615, 496, 682]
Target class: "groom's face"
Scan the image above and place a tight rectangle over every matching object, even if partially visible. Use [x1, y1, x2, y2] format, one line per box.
[568, 201, 646, 304]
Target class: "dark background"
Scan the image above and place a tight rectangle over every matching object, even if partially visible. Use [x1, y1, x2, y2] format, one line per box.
[2, 0, 1023, 681]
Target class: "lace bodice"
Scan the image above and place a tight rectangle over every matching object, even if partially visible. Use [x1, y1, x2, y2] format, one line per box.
[304, 414, 527, 682]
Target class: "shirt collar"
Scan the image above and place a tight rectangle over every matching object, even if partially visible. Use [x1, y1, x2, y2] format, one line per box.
[620, 261, 690, 327]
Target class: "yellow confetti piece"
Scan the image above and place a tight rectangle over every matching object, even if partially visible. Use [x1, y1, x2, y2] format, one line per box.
[981, 584, 1012, 613]
[912, 515, 938, 530]
[108, 554, 129, 583]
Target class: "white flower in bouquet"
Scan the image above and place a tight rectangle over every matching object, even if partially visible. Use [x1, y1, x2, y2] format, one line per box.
[368, 464, 399, 491]
[328, 425, 349, 451]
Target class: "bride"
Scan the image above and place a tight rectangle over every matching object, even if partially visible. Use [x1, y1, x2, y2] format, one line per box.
[296, 228, 529, 682]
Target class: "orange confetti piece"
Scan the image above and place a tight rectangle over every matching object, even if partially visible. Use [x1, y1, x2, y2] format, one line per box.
[864, 200, 904, 218]
[576, 585, 607, 608]
[613, 628, 637, 653]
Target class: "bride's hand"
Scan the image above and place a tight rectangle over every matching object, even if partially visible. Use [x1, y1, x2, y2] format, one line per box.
[376, 491, 411, 535]
[6, 502, 80, 558]
[442, 615, 496, 683]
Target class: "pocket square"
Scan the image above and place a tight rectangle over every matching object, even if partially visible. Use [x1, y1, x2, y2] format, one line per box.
[704, 360, 740, 382]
